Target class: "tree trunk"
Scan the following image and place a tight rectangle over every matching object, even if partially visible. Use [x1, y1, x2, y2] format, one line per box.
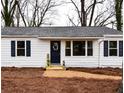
[89, 0, 96, 26]
[115, 0, 123, 31]
[81, 0, 86, 26]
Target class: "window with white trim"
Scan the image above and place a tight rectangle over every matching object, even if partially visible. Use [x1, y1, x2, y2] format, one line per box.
[104, 40, 123, 57]
[109, 41, 117, 56]
[65, 41, 93, 56]
[11, 40, 31, 57]
[17, 41, 25, 56]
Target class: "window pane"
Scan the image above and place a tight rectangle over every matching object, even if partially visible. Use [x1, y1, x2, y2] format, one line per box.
[17, 41, 25, 48]
[65, 41, 71, 56]
[88, 41, 92, 48]
[66, 41, 70, 48]
[87, 49, 93, 56]
[109, 49, 117, 56]
[109, 41, 117, 48]
[66, 49, 71, 56]
[87, 41, 93, 56]
[73, 41, 85, 56]
[17, 49, 25, 56]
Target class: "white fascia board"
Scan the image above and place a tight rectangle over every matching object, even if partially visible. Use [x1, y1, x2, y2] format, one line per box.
[104, 34, 123, 38]
[1, 35, 37, 38]
[38, 37, 103, 40]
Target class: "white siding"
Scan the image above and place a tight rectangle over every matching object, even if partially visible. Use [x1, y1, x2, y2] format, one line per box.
[99, 38, 123, 68]
[61, 39, 123, 68]
[1, 38, 50, 67]
[1, 37, 123, 68]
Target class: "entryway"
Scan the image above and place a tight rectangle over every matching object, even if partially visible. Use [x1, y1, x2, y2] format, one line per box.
[50, 41, 60, 65]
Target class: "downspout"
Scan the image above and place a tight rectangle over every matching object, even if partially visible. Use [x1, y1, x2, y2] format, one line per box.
[98, 40, 104, 68]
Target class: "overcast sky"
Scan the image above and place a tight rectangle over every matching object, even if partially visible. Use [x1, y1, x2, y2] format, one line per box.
[1, 0, 116, 29]
[49, 0, 115, 29]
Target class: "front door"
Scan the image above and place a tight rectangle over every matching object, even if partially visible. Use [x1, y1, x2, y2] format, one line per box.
[51, 41, 60, 64]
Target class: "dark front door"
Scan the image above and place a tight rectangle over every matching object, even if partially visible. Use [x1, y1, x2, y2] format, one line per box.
[51, 41, 60, 64]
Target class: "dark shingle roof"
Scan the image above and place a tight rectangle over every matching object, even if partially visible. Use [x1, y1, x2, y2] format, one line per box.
[1, 27, 122, 37]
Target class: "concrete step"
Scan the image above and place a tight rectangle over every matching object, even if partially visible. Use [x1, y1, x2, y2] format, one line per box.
[46, 66, 66, 70]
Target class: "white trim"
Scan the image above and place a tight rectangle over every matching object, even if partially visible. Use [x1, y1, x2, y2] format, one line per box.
[104, 35, 123, 38]
[2, 35, 37, 38]
[85, 40, 87, 56]
[38, 37, 102, 40]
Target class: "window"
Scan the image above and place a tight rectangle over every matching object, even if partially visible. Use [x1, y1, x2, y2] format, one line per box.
[11, 40, 31, 57]
[17, 41, 25, 56]
[104, 40, 123, 57]
[109, 41, 117, 56]
[73, 41, 85, 56]
[87, 41, 93, 56]
[65, 41, 71, 56]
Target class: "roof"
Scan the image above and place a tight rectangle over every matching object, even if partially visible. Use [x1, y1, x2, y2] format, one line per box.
[1, 27, 122, 37]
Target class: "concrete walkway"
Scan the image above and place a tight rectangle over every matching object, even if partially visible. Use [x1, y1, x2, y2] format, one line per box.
[43, 70, 121, 80]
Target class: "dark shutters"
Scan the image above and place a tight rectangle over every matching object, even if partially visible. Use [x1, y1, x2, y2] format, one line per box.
[119, 41, 123, 57]
[26, 41, 31, 57]
[11, 41, 15, 57]
[104, 41, 108, 57]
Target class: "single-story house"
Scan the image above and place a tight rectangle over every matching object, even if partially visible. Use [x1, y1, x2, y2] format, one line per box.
[1, 27, 123, 68]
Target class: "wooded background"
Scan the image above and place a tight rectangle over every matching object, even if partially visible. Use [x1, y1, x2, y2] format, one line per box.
[1, 0, 123, 31]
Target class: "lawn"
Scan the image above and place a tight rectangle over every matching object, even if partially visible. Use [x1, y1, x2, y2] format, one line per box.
[1, 67, 122, 93]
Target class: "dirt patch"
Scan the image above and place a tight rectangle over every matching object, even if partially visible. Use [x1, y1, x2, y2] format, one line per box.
[1, 67, 122, 93]
[43, 70, 121, 80]
[1, 67, 45, 71]
[67, 67, 122, 76]
[2, 68, 44, 80]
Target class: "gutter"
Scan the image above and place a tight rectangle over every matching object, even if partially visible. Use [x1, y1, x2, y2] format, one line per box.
[38, 37, 103, 40]
[1, 35, 38, 38]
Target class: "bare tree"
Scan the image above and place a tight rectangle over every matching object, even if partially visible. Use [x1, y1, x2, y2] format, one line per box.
[1, 0, 60, 27]
[1, 0, 18, 26]
[17, 0, 60, 27]
[67, 0, 115, 27]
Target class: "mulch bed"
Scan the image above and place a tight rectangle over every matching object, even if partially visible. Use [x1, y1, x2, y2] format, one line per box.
[1, 67, 122, 93]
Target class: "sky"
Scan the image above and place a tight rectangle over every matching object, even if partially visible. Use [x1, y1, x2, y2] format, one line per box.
[47, 0, 115, 29]
[46, 0, 75, 26]
[1, 0, 116, 29]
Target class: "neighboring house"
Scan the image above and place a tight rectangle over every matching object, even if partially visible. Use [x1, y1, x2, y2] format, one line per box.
[1, 27, 123, 68]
